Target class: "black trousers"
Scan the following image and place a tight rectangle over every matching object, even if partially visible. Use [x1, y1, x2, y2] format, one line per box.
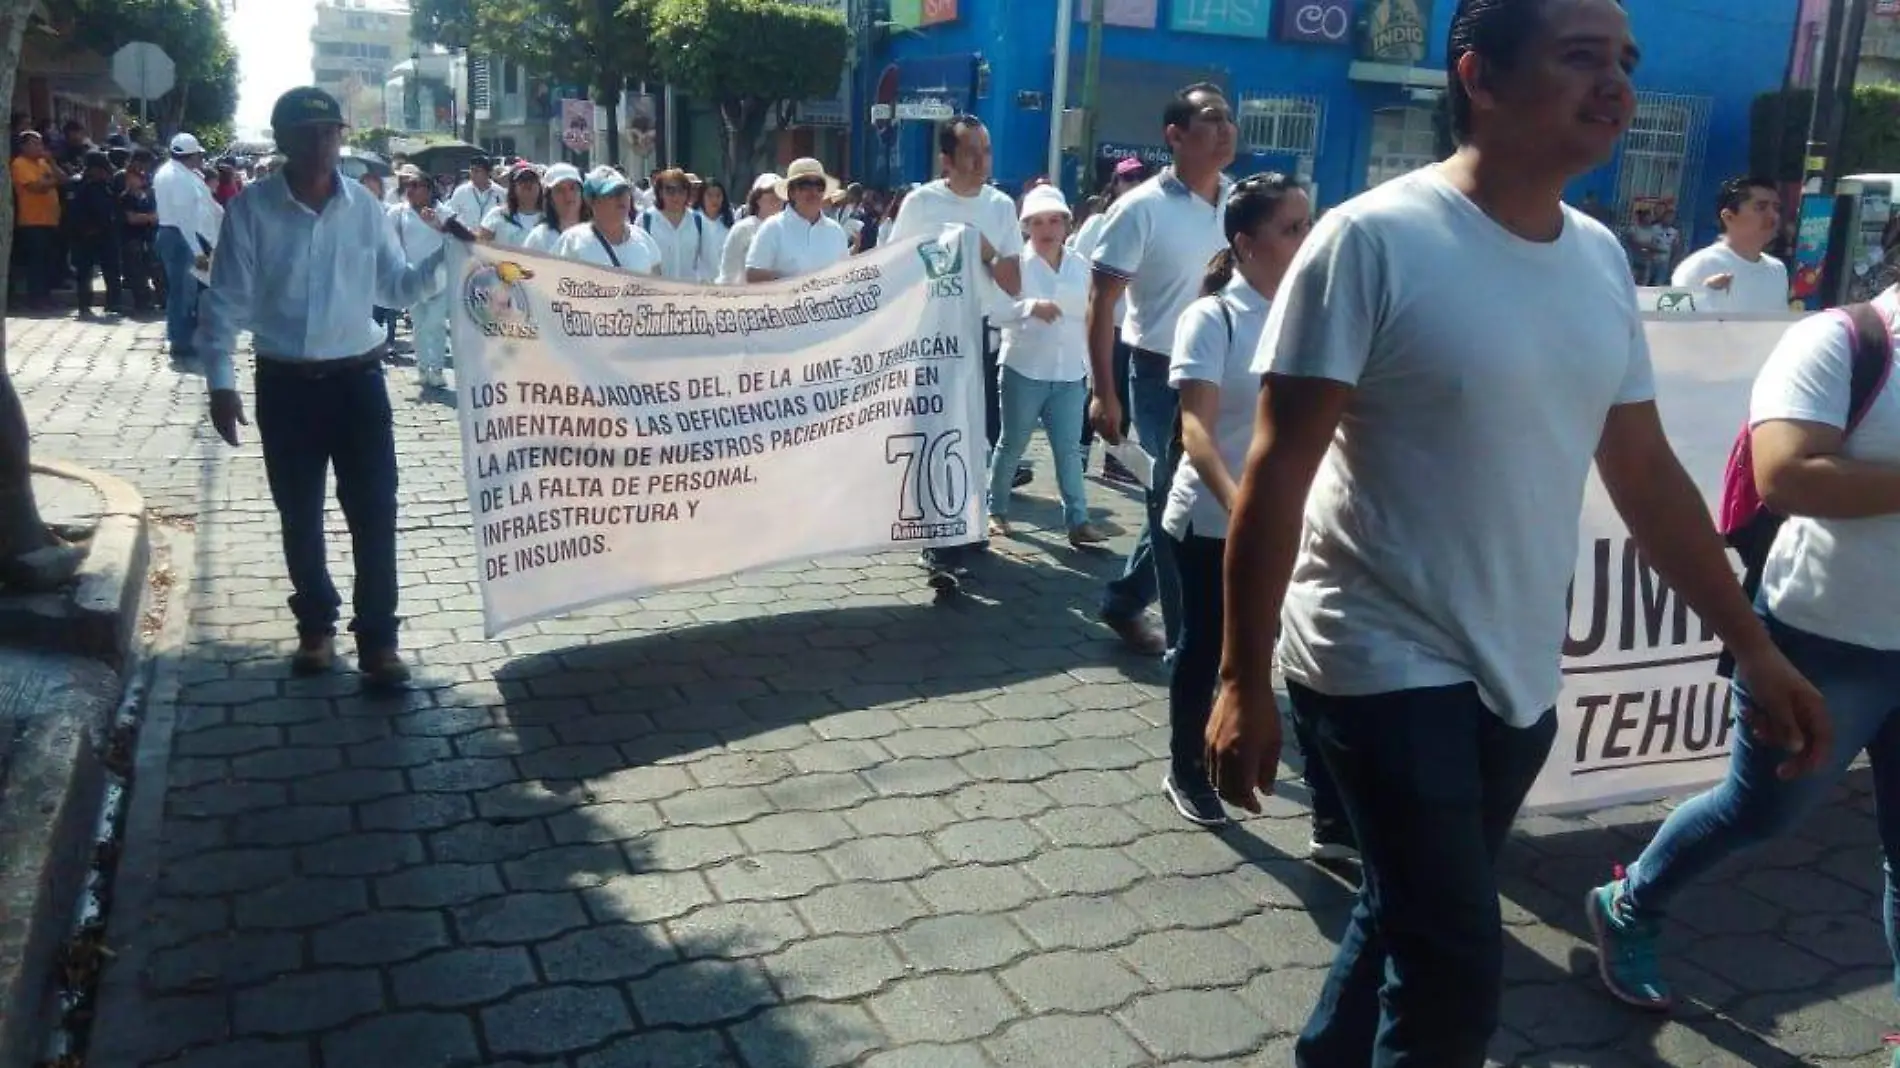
[72, 235, 122, 312]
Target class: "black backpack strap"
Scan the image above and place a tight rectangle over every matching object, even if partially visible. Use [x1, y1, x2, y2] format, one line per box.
[1841, 301, 1894, 433]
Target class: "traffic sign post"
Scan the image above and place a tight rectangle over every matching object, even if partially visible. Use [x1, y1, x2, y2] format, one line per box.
[111, 41, 177, 125]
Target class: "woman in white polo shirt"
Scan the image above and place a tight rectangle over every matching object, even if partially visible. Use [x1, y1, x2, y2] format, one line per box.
[745, 158, 850, 282]
[523, 163, 584, 256]
[478, 163, 544, 249]
[554, 167, 663, 275]
[985, 185, 1106, 548]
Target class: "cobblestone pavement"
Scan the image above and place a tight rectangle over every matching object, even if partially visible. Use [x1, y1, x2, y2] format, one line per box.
[11, 312, 1897, 1067]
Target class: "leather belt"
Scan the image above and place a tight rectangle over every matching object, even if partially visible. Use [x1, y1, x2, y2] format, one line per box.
[255, 346, 387, 379]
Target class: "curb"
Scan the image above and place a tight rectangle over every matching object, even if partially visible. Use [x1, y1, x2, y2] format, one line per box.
[0, 460, 149, 670]
[0, 648, 120, 1068]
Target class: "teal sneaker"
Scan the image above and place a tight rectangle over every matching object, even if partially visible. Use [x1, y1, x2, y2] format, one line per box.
[1585, 876, 1673, 1010]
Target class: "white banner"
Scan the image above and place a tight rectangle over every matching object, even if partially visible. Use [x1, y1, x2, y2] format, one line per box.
[448, 230, 986, 636]
[1528, 290, 1805, 813]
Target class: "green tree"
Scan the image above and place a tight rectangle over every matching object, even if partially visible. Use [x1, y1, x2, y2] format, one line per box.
[1751, 84, 1900, 181]
[45, 0, 238, 132]
[651, 0, 848, 190]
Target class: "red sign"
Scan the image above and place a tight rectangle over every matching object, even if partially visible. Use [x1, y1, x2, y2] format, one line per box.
[922, 0, 958, 24]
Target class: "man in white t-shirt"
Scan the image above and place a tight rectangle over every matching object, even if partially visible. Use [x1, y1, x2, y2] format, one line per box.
[444, 155, 503, 230]
[886, 116, 1027, 593]
[1087, 82, 1235, 655]
[1671, 175, 1790, 313]
[1204, 0, 1828, 1062]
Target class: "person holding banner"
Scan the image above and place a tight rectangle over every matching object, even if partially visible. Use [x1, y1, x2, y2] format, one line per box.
[1202, 0, 1829, 1063]
[744, 159, 850, 283]
[199, 86, 452, 689]
[1588, 291, 1900, 1019]
[387, 164, 452, 390]
[1670, 175, 1790, 314]
[477, 163, 544, 249]
[718, 173, 781, 285]
[554, 168, 662, 275]
[984, 185, 1106, 549]
[523, 163, 584, 256]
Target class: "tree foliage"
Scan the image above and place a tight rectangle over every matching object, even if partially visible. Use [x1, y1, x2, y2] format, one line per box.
[651, 0, 847, 191]
[1752, 84, 1900, 180]
[43, 0, 238, 132]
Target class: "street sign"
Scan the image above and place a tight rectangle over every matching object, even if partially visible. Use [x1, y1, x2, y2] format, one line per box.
[110, 41, 175, 101]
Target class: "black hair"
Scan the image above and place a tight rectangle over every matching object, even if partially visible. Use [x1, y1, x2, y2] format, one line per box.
[1202, 172, 1303, 296]
[541, 177, 589, 233]
[699, 178, 735, 227]
[1714, 175, 1777, 230]
[938, 115, 984, 161]
[505, 175, 541, 221]
[1445, 0, 1554, 143]
[1163, 82, 1225, 134]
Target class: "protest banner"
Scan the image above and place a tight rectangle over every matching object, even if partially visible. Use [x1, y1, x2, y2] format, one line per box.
[447, 228, 986, 636]
[1527, 291, 1806, 813]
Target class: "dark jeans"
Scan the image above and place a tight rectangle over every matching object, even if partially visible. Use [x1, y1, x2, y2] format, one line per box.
[121, 237, 158, 310]
[156, 226, 199, 357]
[15, 225, 57, 302]
[71, 235, 122, 312]
[1170, 533, 1349, 834]
[1100, 346, 1181, 644]
[923, 317, 1003, 574]
[254, 358, 401, 651]
[373, 306, 400, 347]
[1082, 332, 1135, 448]
[1290, 681, 1556, 1068]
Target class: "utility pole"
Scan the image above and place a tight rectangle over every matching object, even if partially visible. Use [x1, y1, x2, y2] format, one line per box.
[1078, 0, 1104, 190]
[1804, 0, 1848, 190]
[1048, 0, 1072, 185]
[1822, 0, 1870, 193]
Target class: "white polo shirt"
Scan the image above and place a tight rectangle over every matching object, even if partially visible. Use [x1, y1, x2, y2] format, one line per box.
[553, 222, 662, 274]
[640, 207, 721, 282]
[1092, 168, 1232, 357]
[445, 180, 503, 227]
[746, 209, 850, 279]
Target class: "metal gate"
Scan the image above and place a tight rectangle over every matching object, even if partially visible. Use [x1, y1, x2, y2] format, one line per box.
[1235, 91, 1325, 174]
[1612, 91, 1712, 226]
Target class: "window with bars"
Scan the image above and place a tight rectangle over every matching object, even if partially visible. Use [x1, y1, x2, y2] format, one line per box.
[1364, 105, 1437, 189]
[1235, 94, 1323, 157]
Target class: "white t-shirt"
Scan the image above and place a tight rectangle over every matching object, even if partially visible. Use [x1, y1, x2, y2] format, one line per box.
[745, 210, 849, 279]
[481, 205, 536, 249]
[719, 215, 763, 284]
[1164, 277, 1268, 541]
[640, 208, 721, 282]
[522, 221, 564, 256]
[1754, 289, 1900, 649]
[1255, 167, 1655, 726]
[887, 180, 1023, 302]
[445, 180, 503, 228]
[553, 221, 662, 274]
[998, 248, 1090, 382]
[1672, 241, 1791, 314]
[1093, 169, 1231, 357]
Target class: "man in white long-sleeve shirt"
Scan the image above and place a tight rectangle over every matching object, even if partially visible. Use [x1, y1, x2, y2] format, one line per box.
[154, 132, 215, 359]
[444, 155, 503, 230]
[199, 87, 449, 689]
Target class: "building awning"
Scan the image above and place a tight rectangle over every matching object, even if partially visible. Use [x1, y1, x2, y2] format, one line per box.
[1347, 62, 1446, 89]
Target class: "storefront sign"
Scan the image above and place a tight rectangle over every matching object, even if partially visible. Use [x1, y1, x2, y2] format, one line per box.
[1279, 0, 1351, 43]
[922, 0, 958, 24]
[895, 98, 957, 121]
[1357, 0, 1431, 63]
[1097, 142, 1172, 165]
[890, 0, 958, 26]
[1170, 0, 1271, 38]
[1074, 0, 1159, 27]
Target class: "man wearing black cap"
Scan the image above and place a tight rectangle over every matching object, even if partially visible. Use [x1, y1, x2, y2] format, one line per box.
[445, 154, 500, 232]
[198, 86, 450, 688]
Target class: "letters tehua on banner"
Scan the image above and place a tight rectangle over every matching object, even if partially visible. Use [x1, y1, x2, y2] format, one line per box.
[448, 228, 987, 637]
[1526, 293, 1802, 814]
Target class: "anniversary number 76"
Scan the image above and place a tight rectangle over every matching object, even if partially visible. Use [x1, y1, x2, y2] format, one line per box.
[884, 430, 970, 522]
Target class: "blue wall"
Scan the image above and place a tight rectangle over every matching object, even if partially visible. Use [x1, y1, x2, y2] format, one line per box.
[869, 0, 1796, 250]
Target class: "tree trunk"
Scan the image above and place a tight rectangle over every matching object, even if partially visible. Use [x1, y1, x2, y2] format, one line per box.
[721, 98, 768, 204]
[463, 49, 477, 144]
[604, 99, 620, 168]
[0, 0, 52, 562]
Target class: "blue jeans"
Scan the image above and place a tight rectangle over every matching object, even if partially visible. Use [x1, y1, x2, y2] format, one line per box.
[1622, 610, 1900, 992]
[1291, 682, 1556, 1068]
[1099, 347, 1181, 644]
[253, 359, 402, 650]
[156, 226, 199, 358]
[988, 368, 1088, 528]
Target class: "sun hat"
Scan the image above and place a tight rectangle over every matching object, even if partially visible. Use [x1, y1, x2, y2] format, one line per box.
[583, 166, 632, 199]
[1019, 184, 1071, 222]
[169, 132, 204, 156]
[543, 162, 583, 189]
[775, 158, 839, 199]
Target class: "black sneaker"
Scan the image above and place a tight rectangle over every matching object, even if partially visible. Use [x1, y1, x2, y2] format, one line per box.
[1011, 463, 1033, 489]
[1162, 770, 1231, 828]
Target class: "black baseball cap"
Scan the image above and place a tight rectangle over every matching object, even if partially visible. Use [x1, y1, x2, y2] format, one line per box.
[469, 154, 493, 170]
[270, 86, 345, 132]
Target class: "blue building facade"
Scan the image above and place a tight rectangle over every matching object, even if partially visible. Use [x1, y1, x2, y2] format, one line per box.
[858, 0, 1797, 249]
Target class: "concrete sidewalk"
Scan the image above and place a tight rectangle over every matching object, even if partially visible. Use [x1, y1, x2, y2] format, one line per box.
[11, 313, 1894, 1068]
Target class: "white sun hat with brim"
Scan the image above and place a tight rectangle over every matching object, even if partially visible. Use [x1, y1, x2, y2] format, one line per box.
[775, 157, 839, 200]
[1019, 184, 1072, 222]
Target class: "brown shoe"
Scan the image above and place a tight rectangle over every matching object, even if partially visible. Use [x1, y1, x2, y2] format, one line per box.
[290, 634, 336, 676]
[1102, 613, 1167, 656]
[1068, 522, 1111, 547]
[988, 515, 1012, 538]
[358, 647, 412, 690]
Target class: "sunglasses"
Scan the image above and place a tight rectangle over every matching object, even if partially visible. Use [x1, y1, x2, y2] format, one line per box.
[660, 183, 687, 193]
[790, 178, 826, 191]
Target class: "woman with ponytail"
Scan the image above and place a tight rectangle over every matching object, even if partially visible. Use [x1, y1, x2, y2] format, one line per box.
[1160, 172, 1352, 859]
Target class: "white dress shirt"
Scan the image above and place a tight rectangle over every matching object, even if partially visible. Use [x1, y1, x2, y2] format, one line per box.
[387, 202, 448, 265]
[445, 180, 503, 228]
[997, 246, 1090, 381]
[154, 157, 213, 231]
[640, 207, 721, 282]
[198, 172, 448, 392]
[745, 209, 849, 279]
[719, 215, 763, 284]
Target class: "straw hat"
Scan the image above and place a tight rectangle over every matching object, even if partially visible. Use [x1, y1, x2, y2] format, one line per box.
[775, 157, 839, 199]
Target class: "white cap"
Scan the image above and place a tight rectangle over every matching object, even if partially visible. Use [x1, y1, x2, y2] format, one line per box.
[1019, 184, 1071, 221]
[750, 172, 782, 195]
[543, 162, 583, 188]
[169, 133, 204, 156]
